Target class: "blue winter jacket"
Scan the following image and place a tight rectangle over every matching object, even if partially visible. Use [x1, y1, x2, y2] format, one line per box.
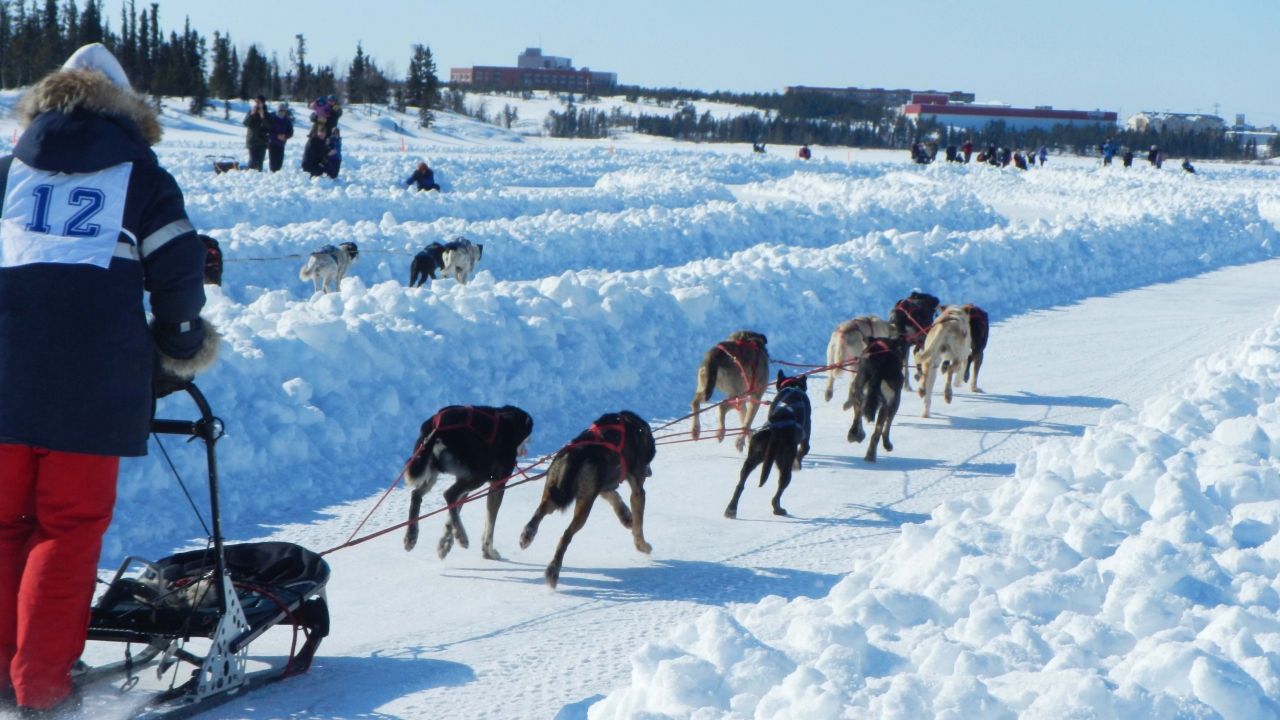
[0, 69, 209, 457]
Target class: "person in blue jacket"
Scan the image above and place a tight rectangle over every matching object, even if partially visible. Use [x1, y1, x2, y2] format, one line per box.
[268, 102, 294, 173]
[324, 127, 342, 179]
[1101, 137, 1115, 166]
[0, 44, 218, 713]
[406, 161, 440, 192]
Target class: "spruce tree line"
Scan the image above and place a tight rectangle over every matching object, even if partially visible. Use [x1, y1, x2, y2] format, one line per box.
[0, 0, 441, 122]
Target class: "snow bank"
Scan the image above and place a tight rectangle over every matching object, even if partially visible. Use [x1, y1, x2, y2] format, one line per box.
[588, 308, 1280, 719]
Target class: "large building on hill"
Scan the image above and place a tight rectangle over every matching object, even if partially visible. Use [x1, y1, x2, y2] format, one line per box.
[904, 95, 1117, 131]
[451, 48, 617, 93]
[1126, 111, 1225, 134]
[786, 86, 975, 105]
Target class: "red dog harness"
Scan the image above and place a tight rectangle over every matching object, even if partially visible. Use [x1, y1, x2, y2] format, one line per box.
[561, 420, 629, 484]
[894, 300, 933, 347]
[430, 405, 501, 445]
[717, 339, 766, 406]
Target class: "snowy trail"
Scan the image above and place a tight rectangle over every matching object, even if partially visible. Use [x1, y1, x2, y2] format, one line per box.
[191, 258, 1280, 719]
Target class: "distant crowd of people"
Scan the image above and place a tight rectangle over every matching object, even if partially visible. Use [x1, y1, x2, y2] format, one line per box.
[239, 95, 445, 189]
[905, 136, 1197, 174]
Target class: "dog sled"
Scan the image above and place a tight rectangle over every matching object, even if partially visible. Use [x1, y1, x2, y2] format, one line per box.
[79, 383, 331, 719]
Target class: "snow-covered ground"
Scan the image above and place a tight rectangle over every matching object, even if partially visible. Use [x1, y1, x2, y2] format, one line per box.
[3, 92, 1280, 718]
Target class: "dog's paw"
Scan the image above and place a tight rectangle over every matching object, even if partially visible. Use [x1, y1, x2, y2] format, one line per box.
[918, 386, 926, 398]
[403, 529, 418, 552]
[971, 386, 983, 394]
[519, 527, 536, 550]
[617, 509, 634, 529]
[772, 506, 788, 517]
[823, 388, 834, 402]
[437, 534, 454, 559]
[724, 505, 738, 520]
[454, 528, 470, 550]
[793, 457, 802, 471]
[482, 545, 502, 561]
[545, 564, 561, 589]
[883, 439, 894, 452]
[734, 435, 747, 453]
[634, 538, 653, 554]
[864, 452, 877, 463]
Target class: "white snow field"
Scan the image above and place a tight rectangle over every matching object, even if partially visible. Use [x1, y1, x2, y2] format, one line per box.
[2, 94, 1280, 718]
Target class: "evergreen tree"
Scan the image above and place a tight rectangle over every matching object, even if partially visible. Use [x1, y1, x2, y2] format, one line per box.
[289, 33, 311, 101]
[346, 42, 365, 103]
[239, 43, 269, 100]
[209, 30, 236, 99]
[405, 43, 438, 127]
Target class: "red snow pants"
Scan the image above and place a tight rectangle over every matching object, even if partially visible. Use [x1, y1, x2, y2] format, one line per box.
[0, 444, 117, 710]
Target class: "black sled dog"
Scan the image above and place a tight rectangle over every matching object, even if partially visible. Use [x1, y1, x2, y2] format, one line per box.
[888, 291, 940, 390]
[519, 411, 656, 589]
[409, 242, 447, 287]
[725, 370, 812, 519]
[845, 335, 906, 462]
[963, 304, 989, 393]
[403, 405, 534, 561]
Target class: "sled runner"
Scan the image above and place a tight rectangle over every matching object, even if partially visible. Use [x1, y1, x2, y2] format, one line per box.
[80, 384, 331, 719]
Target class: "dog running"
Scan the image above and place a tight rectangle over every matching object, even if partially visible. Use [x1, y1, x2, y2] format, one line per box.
[441, 237, 484, 285]
[690, 330, 770, 452]
[963, 305, 990, 393]
[844, 334, 906, 461]
[725, 370, 811, 519]
[823, 315, 892, 402]
[519, 411, 656, 589]
[402, 405, 534, 561]
[916, 304, 972, 418]
[299, 242, 359, 294]
[889, 291, 940, 391]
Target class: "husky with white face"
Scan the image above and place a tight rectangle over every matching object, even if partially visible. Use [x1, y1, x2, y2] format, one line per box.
[916, 304, 972, 418]
[299, 242, 359, 294]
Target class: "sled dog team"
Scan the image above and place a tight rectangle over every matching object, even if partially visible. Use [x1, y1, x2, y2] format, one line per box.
[401, 291, 990, 588]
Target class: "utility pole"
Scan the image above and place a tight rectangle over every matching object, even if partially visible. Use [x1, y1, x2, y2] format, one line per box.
[1213, 102, 1220, 118]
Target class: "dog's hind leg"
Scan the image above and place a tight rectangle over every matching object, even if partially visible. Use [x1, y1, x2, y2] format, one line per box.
[716, 402, 729, 444]
[519, 494, 555, 550]
[770, 443, 798, 516]
[880, 386, 900, 454]
[545, 496, 596, 589]
[726, 432, 767, 519]
[480, 481, 505, 560]
[970, 351, 984, 393]
[627, 477, 652, 554]
[919, 361, 937, 418]
[735, 394, 763, 453]
[601, 489, 633, 529]
[437, 481, 470, 559]
[404, 484, 427, 551]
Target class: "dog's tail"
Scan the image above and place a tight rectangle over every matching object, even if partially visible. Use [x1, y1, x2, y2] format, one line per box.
[544, 447, 599, 511]
[406, 431, 438, 488]
[861, 363, 884, 421]
[299, 255, 320, 281]
[758, 428, 776, 488]
[700, 357, 719, 403]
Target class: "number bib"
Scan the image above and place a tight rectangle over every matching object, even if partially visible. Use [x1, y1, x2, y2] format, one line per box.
[1, 159, 132, 269]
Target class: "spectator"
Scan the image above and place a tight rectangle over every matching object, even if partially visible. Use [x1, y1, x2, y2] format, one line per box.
[308, 97, 331, 136]
[324, 127, 342, 180]
[1182, 158, 1196, 174]
[798, 144, 811, 160]
[1122, 147, 1134, 168]
[242, 95, 270, 171]
[324, 94, 343, 133]
[407, 161, 441, 192]
[1037, 146, 1048, 166]
[268, 102, 294, 173]
[1101, 137, 1115, 166]
[301, 126, 329, 177]
[1148, 145, 1160, 167]
[962, 138, 974, 163]
[0, 43, 216, 714]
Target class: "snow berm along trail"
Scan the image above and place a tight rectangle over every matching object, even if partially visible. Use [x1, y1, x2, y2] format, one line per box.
[1, 93, 1275, 718]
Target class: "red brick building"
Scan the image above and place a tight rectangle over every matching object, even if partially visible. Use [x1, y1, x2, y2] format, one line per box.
[452, 48, 617, 93]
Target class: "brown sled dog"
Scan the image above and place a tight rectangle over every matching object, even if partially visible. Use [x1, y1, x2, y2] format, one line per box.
[403, 405, 533, 561]
[845, 335, 906, 462]
[519, 411, 656, 589]
[963, 305, 989, 393]
[690, 330, 770, 452]
[823, 315, 892, 402]
[889, 291, 940, 391]
[725, 371, 812, 519]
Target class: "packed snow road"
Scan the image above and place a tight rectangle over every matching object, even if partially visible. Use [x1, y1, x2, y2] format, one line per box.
[197, 258, 1280, 720]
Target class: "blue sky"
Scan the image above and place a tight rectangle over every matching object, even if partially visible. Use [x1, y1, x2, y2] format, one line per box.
[106, 0, 1280, 126]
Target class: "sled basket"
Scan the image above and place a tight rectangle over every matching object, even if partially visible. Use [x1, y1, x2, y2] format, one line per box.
[80, 383, 331, 719]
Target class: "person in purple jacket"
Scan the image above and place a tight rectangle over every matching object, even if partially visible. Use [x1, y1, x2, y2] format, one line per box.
[268, 103, 294, 173]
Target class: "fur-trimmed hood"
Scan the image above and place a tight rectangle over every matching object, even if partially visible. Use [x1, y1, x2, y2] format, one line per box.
[13, 69, 160, 173]
[18, 69, 161, 143]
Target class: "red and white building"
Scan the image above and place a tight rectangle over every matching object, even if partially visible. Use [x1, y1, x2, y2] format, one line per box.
[904, 96, 1117, 131]
[451, 48, 617, 93]
[786, 86, 975, 105]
